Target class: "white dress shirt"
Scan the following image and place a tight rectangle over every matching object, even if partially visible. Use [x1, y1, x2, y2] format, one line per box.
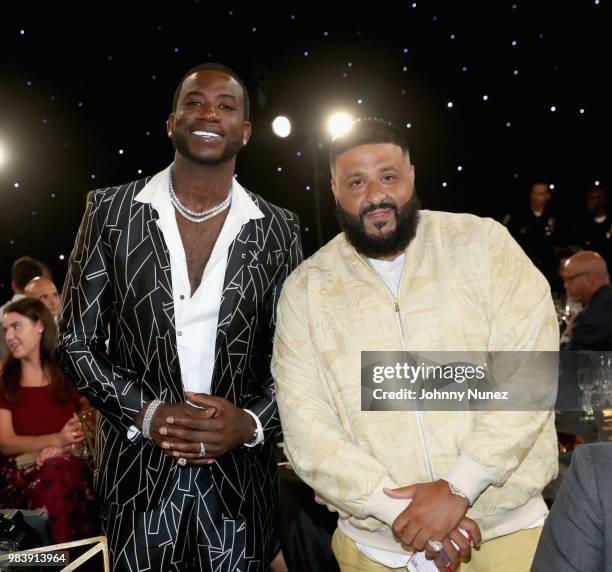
[131, 165, 264, 445]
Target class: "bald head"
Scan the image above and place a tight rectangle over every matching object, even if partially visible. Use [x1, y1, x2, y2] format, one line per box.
[563, 251, 610, 304]
[24, 277, 61, 318]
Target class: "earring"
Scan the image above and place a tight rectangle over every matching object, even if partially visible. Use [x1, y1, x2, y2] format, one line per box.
[242, 139, 247, 145]
[168, 131, 173, 137]
[38, 330, 43, 335]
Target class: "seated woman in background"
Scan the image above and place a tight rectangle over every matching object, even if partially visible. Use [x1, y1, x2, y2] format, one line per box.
[0, 298, 97, 543]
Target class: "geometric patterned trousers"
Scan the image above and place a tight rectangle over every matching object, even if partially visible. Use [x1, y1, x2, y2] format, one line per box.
[102, 465, 247, 571]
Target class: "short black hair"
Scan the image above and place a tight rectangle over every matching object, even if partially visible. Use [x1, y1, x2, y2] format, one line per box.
[171, 63, 250, 120]
[11, 256, 44, 291]
[329, 117, 410, 170]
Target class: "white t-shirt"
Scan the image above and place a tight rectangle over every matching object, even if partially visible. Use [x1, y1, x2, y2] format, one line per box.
[368, 253, 405, 297]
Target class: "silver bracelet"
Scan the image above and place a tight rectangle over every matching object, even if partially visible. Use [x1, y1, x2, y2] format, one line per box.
[142, 399, 163, 439]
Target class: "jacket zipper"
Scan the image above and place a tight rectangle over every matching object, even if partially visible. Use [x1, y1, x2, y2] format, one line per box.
[356, 256, 437, 482]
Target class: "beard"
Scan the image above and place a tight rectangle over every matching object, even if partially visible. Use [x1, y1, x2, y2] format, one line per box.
[171, 132, 244, 166]
[336, 192, 421, 258]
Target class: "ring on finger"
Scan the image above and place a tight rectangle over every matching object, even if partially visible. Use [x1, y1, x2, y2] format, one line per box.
[428, 539, 444, 553]
[198, 442, 206, 458]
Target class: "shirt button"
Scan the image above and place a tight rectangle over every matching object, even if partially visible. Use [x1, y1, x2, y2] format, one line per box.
[177, 331, 182, 336]
[180, 295, 185, 300]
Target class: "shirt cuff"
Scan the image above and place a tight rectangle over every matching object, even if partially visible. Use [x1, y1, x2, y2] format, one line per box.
[243, 409, 264, 447]
[364, 475, 412, 527]
[126, 424, 142, 444]
[444, 451, 498, 505]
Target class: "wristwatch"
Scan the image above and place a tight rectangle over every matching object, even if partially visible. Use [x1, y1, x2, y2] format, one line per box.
[445, 480, 470, 504]
[244, 426, 258, 446]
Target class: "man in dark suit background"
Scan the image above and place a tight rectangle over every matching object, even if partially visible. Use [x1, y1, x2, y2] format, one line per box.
[532, 443, 612, 571]
[574, 186, 612, 271]
[503, 182, 568, 287]
[562, 251, 612, 350]
[58, 63, 302, 571]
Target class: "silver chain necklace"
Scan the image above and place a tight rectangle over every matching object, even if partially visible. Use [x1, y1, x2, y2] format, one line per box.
[168, 169, 232, 223]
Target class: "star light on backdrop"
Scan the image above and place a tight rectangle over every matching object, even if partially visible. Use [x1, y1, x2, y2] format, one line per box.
[271, 116, 292, 138]
[327, 112, 354, 139]
[272, 111, 354, 245]
[0, 2, 608, 296]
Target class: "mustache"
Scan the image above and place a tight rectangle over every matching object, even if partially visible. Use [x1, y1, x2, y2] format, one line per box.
[360, 202, 398, 217]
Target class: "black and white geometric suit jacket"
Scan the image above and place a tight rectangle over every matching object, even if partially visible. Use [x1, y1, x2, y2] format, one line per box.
[58, 175, 303, 523]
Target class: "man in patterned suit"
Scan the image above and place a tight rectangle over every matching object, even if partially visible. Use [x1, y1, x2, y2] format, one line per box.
[58, 63, 302, 571]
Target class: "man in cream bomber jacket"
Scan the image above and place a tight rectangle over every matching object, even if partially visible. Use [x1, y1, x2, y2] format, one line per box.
[271, 118, 558, 572]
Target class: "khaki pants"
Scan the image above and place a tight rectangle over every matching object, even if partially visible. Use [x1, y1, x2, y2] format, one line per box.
[331, 527, 542, 572]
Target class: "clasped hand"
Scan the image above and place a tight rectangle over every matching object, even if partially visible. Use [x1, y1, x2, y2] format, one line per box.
[149, 392, 256, 465]
[385, 480, 481, 571]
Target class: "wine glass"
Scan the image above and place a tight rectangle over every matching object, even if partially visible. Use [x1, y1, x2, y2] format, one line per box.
[578, 355, 595, 421]
[592, 354, 612, 411]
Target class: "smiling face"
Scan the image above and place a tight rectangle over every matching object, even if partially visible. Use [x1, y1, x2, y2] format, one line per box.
[167, 70, 251, 166]
[332, 143, 419, 259]
[2, 312, 42, 361]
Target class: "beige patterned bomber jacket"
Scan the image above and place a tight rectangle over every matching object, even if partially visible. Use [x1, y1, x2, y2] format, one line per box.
[272, 210, 559, 550]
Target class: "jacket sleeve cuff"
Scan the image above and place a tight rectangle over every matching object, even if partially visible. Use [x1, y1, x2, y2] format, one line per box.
[243, 409, 264, 447]
[444, 451, 498, 504]
[364, 475, 412, 526]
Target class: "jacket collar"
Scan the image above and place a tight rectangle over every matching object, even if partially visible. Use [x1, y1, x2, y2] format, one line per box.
[134, 164, 264, 222]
